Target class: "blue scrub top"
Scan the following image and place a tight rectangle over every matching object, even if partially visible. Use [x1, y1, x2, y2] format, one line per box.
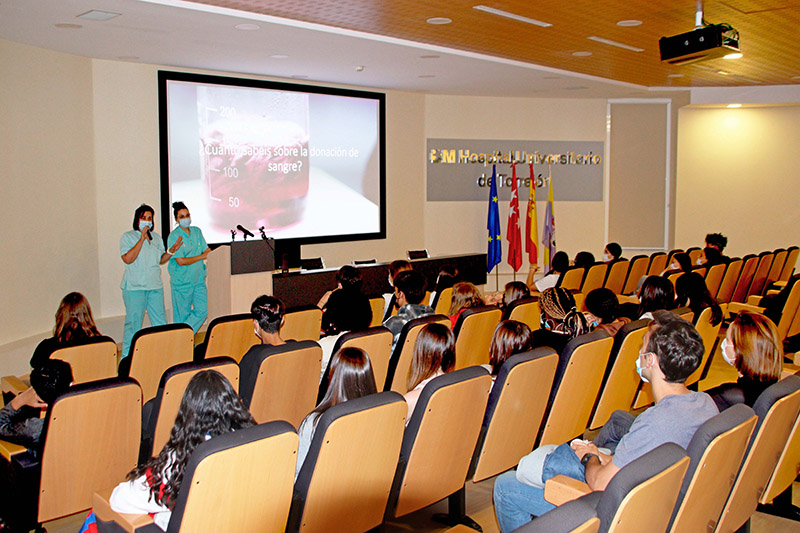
[167, 226, 208, 287]
[120, 230, 165, 291]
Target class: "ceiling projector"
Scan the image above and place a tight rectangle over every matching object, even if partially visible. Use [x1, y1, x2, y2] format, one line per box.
[659, 24, 740, 65]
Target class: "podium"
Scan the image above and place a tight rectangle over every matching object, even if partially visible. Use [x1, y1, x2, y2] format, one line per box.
[207, 240, 276, 322]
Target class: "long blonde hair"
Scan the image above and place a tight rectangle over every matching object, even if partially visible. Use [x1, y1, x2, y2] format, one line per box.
[729, 311, 782, 382]
[448, 282, 484, 316]
[54, 292, 100, 343]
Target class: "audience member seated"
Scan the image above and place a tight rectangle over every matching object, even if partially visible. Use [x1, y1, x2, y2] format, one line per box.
[699, 245, 726, 267]
[529, 287, 589, 355]
[29, 292, 105, 370]
[583, 288, 630, 337]
[705, 232, 730, 263]
[620, 275, 675, 321]
[485, 280, 531, 310]
[675, 272, 723, 326]
[403, 323, 455, 421]
[661, 252, 692, 277]
[573, 251, 595, 269]
[317, 265, 372, 336]
[383, 271, 434, 353]
[295, 348, 376, 477]
[108, 370, 255, 531]
[488, 320, 533, 378]
[602, 242, 622, 262]
[492, 311, 718, 532]
[704, 311, 782, 411]
[447, 282, 485, 328]
[248, 295, 286, 347]
[429, 264, 459, 310]
[0, 360, 72, 452]
[382, 259, 414, 320]
[528, 251, 569, 293]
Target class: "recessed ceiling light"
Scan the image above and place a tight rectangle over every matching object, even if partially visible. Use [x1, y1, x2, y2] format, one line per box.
[420, 55, 440, 59]
[291, 75, 309, 79]
[77, 10, 120, 21]
[54, 23, 82, 29]
[418, 74, 436, 78]
[727, 104, 742, 108]
[269, 54, 289, 59]
[355, 65, 365, 72]
[117, 56, 139, 60]
[724, 53, 743, 60]
[473, 5, 552, 27]
[234, 23, 260, 30]
[587, 36, 644, 52]
[667, 73, 684, 78]
[572, 51, 592, 57]
[426, 17, 452, 25]
[616, 20, 642, 27]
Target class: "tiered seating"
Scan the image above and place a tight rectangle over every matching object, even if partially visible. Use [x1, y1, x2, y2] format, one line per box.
[452, 306, 502, 369]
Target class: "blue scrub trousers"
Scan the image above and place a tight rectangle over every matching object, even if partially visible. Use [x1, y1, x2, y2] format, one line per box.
[171, 282, 208, 333]
[122, 288, 167, 359]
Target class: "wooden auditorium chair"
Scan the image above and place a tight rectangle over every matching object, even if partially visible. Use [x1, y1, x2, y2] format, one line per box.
[320, 326, 393, 398]
[434, 286, 454, 315]
[281, 305, 323, 342]
[557, 266, 586, 292]
[684, 306, 722, 389]
[746, 251, 775, 299]
[686, 247, 702, 264]
[729, 254, 759, 304]
[95, 421, 298, 533]
[646, 252, 668, 276]
[757, 385, 800, 519]
[384, 315, 450, 394]
[727, 276, 800, 350]
[580, 263, 609, 296]
[772, 246, 799, 289]
[511, 498, 600, 533]
[763, 248, 788, 291]
[452, 305, 502, 370]
[666, 248, 684, 267]
[49, 336, 118, 384]
[715, 258, 743, 304]
[503, 296, 541, 331]
[621, 255, 649, 296]
[704, 262, 726, 299]
[603, 259, 629, 295]
[368, 296, 386, 327]
[194, 312, 258, 362]
[286, 393, 406, 533]
[239, 341, 322, 427]
[119, 323, 194, 403]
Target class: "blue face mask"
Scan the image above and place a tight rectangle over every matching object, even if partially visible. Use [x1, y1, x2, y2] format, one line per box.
[139, 220, 153, 231]
[636, 352, 650, 383]
[179, 217, 191, 228]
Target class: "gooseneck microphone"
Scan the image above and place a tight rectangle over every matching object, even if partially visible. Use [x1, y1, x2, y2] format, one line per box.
[236, 224, 255, 240]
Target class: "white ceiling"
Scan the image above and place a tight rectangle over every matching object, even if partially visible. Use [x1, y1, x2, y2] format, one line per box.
[0, 0, 667, 98]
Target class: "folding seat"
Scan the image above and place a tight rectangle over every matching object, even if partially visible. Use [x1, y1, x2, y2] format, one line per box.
[602, 259, 629, 295]
[764, 248, 788, 291]
[684, 306, 723, 388]
[119, 324, 194, 403]
[557, 266, 586, 292]
[730, 254, 759, 303]
[704, 262, 726, 299]
[580, 263, 609, 296]
[50, 336, 118, 383]
[317, 326, 393, 401]
[621, 255, 649, 296]
[503, 296, 540, 331]
[727, 276, 800, 348]
[281, 305, 323, 342]
[647, 252, 668, 276]
[194, 312, 258, 362]
[239, 341, 322, 427]
[453, 305, 503, 369]
[715, 258, 743, 304]
[746, 251, 774, 298]
[540, 443, 689, 533]
[287, 393, 406, 533]
[384, 315, 450, 394]
[538, 331, 614, 446]
[142, 357, 239, 458]
[94, 421, 298, 533]
[384, 367, 492, 529]
[588, 320, 650, 430]
[434, 286, 454, 315]
[773, 246, 799, 287]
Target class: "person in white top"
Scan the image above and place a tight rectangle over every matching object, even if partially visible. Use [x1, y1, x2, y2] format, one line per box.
[527, 251, 570, 293]
[109, 371, 255, 531]
[402, 323, 456, 422]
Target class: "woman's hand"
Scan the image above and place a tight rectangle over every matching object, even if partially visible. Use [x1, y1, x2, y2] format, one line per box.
[169, 236, 183, 254]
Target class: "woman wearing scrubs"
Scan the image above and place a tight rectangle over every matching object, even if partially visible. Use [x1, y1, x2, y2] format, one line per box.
[167, 202, 210, 333]
[120, 204, 182, 359]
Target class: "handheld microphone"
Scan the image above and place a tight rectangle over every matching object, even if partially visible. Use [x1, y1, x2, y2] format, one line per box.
[236, 225, 255, 240]
[144, 226, 152, 241]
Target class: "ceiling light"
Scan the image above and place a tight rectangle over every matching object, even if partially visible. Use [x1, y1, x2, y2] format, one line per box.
[472, 5, 552, 28]
[727, 104, 742, 108]
[77, 10, 120, 21]
[667, 73, 684, 78]
[426, 17, 452, 25]
[234, 23, 260, 30]
[54, 23, 82, 29]
[420, 55, 440, 59]
[269, 54, 289, 59]
[587, 36, 644, 52]
[355, 65, 365, 72]
[617, 20, 642, 27]
[572, 51, 592, 57]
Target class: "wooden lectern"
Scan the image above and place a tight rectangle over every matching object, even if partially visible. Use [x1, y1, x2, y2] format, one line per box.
[207, 240, 276, 322]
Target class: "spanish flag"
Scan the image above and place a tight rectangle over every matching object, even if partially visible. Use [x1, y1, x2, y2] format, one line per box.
[524, 163, 539, 265]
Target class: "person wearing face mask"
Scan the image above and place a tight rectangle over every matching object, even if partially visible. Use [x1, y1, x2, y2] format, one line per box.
[705, 311, 783, 411]
[602, 242, 622, 263]
[493, 311, 717, 533]
[167, 201, 210, 333]
[120, 204, 182, 358]
[246, 295, 287, 348]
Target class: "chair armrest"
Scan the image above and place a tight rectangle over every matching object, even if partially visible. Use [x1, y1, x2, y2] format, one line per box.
[745, 295, 764, 306]
[544, 474, 592, 506]
[726, 302, 765, 316]
[1, 376, 27, 396]
[93, 488, 155, 533]
[0, 439, 27, 461]
[617, 295, 639, 305]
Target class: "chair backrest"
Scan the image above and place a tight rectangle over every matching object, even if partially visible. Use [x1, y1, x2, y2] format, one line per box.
[666, 248, 684, 266]
[385, 315, 450, 394]
[281, 306, 323, 342]
[715, 376, 800, 533]
[581, 263, 609, 295]
[504, 296, 541, 331]
[686, 247, 702, 264]
[470, 348, 559, 482]
[716, 258, 743, 304]
[126, 324, 194, 403]
[668, 404, 757, 533]
[747, 252, 774, 297]
[775, 278, 800, 341]
[588, 320, 650, 430]
[539, 331, 614, 446]
[666, 271, 681, 286]
[239, 341, 322, 427]
[684, 306, 722, 388]
[50, 337, 117, 384]
[599, 443, 689, 533]
[433, 286, 454, 315]
[202, 313, 259, 362]
[622, 255, 650, 295]
[778, 246, 799, 282]
[704, 262, 726, 299]
[647, 252, 668, 276]
[603, 259, 629, 294]
[453, 306, 503, 369]
[288, 393, 406, 533]
[691, 266, 707, 278]
[730, 255, 759, 303]
[760, 397, 800, 505]
[332, 326, 393, 392]
[557, 266, 585, 292]
[368, 296, 386, 327]
[38, 378, 141, 523]
[167, 421, 297, 533]
[149, 358, 240, 457]
[765, 249, 788, 288]
[387, 367, 492, 519]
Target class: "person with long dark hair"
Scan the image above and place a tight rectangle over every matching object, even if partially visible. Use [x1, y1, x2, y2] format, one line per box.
[404, 323, 456, 419]
[109, 370, 254, 530]
[29, 292, 104, 369]
[675, 272, 723, 326]
[636, 275, 676, 319]
[488, 320, 533, 376]
[167, 201, 210, 333]
[528, 251, 569, 293]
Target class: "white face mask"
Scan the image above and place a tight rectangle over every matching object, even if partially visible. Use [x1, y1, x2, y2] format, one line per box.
[721, 338, 736, 366]
[253, 323, 261, 340]
[602, 252, 612, 262]
[636, 351, 650, 383]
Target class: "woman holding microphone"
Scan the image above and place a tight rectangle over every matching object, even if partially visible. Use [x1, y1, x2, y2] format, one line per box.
[167, 201, 210, 333]
[121, 204, 182, 359]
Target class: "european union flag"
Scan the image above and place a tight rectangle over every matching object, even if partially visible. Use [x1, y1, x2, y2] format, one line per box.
[487, 165, 502, 273]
